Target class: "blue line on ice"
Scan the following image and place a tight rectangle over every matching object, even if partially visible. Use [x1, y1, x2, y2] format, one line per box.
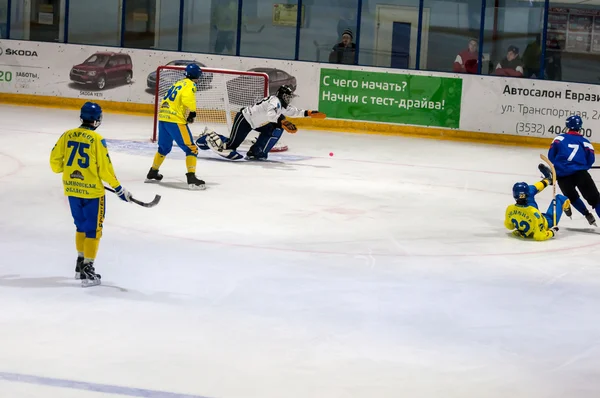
[0, 372, 211, 398]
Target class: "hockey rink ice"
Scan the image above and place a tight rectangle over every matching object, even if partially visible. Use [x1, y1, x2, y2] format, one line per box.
[2, 104, 600, 398]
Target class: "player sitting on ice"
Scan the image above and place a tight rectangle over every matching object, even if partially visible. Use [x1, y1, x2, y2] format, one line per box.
[504, 164, 572, 241]
[195, 85, 326, 160]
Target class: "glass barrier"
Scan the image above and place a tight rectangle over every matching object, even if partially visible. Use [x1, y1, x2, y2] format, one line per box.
[239, 0, 297, 59]
[298, 0, 359, 64]
[68, 0, 121, 46]
[3, 0, 600, 85]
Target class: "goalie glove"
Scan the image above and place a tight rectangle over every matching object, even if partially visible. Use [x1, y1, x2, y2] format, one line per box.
[305, 110, 326, 119]
[281, 119, 298, 134]
[187, 111, 197, 124]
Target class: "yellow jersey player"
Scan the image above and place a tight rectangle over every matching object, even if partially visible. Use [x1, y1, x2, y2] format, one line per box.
[50, 102, 132, 287]
[504, 165, 572, 241]
[146, 63, 205, 189]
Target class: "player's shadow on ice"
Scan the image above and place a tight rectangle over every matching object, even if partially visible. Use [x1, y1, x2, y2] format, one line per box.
[565, 227, 600, 235]
[147, 181, 220, 190]
[200, 157, 331, 171]
[0, 274, 125, 291]
[0, 275, 74, 288]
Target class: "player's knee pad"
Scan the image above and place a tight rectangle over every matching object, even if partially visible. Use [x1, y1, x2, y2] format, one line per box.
[187, 144, 198, 156]
[85, 230, 101, 239]
[158, 146, 171, 156]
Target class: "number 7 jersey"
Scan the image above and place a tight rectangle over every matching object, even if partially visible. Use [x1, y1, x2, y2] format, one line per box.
[158, 78, 197, 124]
[50, 126, 121, 198]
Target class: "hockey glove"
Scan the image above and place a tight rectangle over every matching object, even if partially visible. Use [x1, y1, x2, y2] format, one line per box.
[305, 110, 326, 119]
[187, 111, 197, 124]
[281, 119, 298, 134]
[114, 185, 132, 202]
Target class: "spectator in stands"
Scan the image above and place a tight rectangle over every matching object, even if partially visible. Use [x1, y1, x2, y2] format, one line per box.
[212, 0, 237, 55]
[545, 37, 562, 81]
[522, 34, 542, 78]
[494, 45, 524, 77]
[329, 29, 356, 65]
[453, 38, 479, 74]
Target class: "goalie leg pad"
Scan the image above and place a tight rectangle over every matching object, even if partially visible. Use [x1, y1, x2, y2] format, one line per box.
[205, 130, 243, 161]
[195, 131, 228, 151]
[250, 128, 283, 158]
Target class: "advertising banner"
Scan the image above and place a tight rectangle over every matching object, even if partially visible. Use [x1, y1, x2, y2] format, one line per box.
[318, 68, 463, 128]
[3, 39, 600, 144]
[0, 39, 317, 110]
[459, 76, 600, 143]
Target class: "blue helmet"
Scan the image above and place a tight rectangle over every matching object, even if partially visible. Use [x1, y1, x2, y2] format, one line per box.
[80, 101, 102, 128]
[185, 63, 201, 79]
[566, 115, 583, 131]
[512, 182, 529, 202]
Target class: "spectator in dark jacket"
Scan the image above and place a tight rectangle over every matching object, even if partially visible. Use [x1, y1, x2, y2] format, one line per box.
[494, 45, 524, 77]
[329, 29, 356, 65]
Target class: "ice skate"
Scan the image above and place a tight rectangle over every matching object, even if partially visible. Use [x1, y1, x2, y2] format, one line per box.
[145, 167, 163, 183]
[585, 212, 597, 226]
[186, 172, 206, 190]
[75, 256, 84, 280]
[80, 262, 101, 287]
[563, 199, 572, 218]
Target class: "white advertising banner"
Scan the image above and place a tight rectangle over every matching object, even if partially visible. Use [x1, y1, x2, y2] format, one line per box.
[0, 39, 320, 110]
[2, 39, 600, 144]
[459, 75, 600, 143]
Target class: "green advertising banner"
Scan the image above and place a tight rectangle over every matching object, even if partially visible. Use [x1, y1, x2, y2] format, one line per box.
[318, 68, 462, 128]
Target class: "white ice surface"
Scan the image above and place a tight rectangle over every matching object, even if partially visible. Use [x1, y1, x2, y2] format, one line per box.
[1, 104, 600, 397]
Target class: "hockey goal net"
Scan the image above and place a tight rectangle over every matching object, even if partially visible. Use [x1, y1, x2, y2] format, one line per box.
[151, 66, 288, 152]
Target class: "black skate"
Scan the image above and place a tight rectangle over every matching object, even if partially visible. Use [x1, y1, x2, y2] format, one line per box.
[145, 167, 163, 183]
[585, 212, 597, 227]
[80, 262, 101, 287]
[563, 199, 572, 218]
[75, 256, 84, 280]
[246, 147, 268, 161]
[186, 172, 206, 190]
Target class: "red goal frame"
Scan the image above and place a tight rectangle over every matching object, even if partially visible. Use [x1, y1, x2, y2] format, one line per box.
[151, 66, 269, 143]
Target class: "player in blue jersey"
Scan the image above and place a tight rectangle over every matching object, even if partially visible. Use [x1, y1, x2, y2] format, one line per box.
[548, 115, 599, 226]
[504, 170, 571, 241]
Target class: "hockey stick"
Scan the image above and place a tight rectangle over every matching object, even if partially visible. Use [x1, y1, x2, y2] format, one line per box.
[540, 154, 557, 226]
[104, 186, 161, 208]
[591, 166, 600, 169]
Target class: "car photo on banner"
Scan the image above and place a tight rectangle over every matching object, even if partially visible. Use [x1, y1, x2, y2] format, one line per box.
[69, 52, 133, 90]
[146, 60, 211, 93]
[227, 67, 297, 106]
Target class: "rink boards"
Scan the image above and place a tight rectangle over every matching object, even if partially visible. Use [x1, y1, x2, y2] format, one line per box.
[0, 39, 599, 147]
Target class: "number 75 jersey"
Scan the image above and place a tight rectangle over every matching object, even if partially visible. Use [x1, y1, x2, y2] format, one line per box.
[50, 126, 121, 199]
